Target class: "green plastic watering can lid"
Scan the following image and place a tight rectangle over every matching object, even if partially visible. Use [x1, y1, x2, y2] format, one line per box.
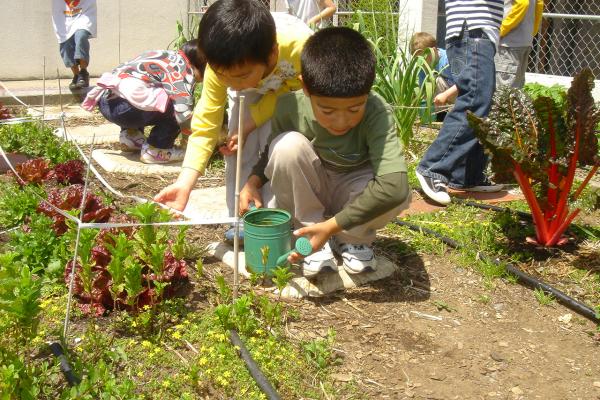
[275, 237, 313, 266]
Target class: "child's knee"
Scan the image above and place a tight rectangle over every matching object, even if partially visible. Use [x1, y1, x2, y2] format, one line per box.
[269, 131, 310, 160]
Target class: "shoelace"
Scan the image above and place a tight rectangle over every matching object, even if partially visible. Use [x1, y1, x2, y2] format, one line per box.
[432, 179, 448, 191]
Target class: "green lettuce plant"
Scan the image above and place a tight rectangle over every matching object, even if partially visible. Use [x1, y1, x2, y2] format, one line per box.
[468, 69, 600, 246]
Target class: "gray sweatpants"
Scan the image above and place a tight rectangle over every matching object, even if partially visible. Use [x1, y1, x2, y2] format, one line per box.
[495, 46, 532, 89]
[264, 131, 410, 244]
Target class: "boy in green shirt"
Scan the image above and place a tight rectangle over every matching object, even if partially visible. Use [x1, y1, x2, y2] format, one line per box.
[240, 27, 410, 277]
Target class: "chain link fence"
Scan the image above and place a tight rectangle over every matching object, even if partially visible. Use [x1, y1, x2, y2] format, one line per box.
[529, 1, 600, 77]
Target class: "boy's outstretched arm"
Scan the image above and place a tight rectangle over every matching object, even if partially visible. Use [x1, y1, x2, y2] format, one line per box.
[154, 167, 200, 211]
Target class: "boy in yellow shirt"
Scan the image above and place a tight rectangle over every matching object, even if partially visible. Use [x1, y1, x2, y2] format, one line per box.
[155, 0, 312, 234]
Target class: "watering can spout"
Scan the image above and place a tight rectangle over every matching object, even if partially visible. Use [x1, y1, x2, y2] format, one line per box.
[275, 237, 313, 266]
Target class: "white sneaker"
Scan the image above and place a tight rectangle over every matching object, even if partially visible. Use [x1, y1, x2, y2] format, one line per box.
[140, 144, 185, 164]
[119, 129, 146, 151]
[331, 238, 376, 274]
[302, 241, 338, 278]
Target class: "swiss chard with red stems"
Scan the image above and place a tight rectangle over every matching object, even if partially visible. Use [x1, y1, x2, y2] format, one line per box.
[468, 69, 600, 246]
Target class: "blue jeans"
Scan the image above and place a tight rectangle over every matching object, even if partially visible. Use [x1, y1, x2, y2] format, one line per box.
[98, 95, 180, 149]
[59, 29, 91, 68]
[417, 27, 496, 188]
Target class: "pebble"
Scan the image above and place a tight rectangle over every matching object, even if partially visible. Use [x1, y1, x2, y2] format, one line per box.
[511, 386, 524, 395]
[490, 352, 505, 362]
[498, 341, 509, 347]
[593, 381, 600, 388]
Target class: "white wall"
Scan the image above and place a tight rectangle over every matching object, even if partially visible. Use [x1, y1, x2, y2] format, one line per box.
[397, 0, 439, 49]
[0, 0, 189, 80]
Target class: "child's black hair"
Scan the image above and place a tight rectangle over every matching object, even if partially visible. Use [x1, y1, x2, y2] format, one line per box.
[198, 0, 276, 69]
[181, 39, 206, 78]
[301, 27, 375, 97]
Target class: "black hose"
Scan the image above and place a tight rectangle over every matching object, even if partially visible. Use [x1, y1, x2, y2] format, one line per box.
[229, 329, 281, 400]
[451, 197, 532, 220]
[49, 342, 80, 386]
[392, 219, 600, 324]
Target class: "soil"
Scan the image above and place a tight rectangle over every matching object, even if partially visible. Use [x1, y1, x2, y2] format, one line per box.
[13, 111, 599, 400]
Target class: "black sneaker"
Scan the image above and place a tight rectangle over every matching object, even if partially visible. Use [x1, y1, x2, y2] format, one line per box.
[76, 69, 89, 88]
[416, 171, 451, 205]
[69, 74, 79, 90]
[450, 178, 504, 193]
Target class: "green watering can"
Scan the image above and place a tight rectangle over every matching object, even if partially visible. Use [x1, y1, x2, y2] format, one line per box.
[243, 206, 312, 276]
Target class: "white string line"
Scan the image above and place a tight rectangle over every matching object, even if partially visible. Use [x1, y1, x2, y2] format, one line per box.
[0, 227, 19, 236]
[0, 80, 44, 114]
[0, 145, 82, 226]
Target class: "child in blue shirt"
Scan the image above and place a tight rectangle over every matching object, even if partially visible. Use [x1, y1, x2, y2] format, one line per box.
[410, 32, 457, 121]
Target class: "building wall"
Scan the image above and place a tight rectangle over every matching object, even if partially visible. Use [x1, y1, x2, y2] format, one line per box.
[0, 0, 189, 80]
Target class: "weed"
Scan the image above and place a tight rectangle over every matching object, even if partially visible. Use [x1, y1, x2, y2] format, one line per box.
[302, 328, 339, 372]
[533, 288, 555, 306]
[432, 300, 456, 312]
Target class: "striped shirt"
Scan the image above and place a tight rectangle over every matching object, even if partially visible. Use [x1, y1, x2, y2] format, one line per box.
[445, 0, 504, 46]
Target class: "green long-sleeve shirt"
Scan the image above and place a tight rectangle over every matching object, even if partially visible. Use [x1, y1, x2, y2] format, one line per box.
[251, 91, 409, 230]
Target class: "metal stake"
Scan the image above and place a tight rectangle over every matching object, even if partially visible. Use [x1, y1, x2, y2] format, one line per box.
[232, 95, 246, 300]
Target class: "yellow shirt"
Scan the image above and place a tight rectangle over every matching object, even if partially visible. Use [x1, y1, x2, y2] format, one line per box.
[182, 22, 310, 173]
[500, 0, 544, 38]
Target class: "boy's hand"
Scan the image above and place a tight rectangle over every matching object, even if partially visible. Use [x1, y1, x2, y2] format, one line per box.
[219, 135, 238, 156]
[240, 176, 264, 215]
[154, 183, 192, 211]
[288, 218, 342, 264]
[434, 92, 448, 106]
[154, 168, 199, 211]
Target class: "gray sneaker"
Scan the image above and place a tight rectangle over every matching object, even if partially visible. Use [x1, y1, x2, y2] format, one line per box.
[416, 171, 451, 205]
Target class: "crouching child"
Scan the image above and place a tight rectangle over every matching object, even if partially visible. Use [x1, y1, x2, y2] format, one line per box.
[240, 27, 411, 277]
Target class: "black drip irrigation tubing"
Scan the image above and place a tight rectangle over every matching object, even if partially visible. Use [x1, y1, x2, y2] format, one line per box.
[392, 219, 600, 324]
[49, 342, 80, 386]
[450, 197, 532, 220]
[229, 329, 281, 400]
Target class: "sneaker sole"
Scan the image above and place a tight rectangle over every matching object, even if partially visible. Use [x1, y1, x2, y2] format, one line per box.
[459, 185, 504, 193]
[416, 172, 451, 205]
[342, 264, 376, 274]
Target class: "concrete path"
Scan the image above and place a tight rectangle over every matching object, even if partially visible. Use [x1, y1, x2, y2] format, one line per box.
[92, 149, 182, 175]
[55, 124, 120, 145]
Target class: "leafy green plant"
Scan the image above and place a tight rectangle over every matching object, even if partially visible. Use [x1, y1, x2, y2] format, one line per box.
[302, 328, 338, 372]
[0, 122, 79, 164]
[0, 182, 44, 228]
[0, 253, 42, 342]
[9, 213, 71, 276]
[468, 69, 600, 246]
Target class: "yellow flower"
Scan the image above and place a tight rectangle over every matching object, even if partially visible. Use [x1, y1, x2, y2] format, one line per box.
[183, 320, 190, 325]
[256, 329, 264, 336]
[174, 324, 184, 330]
[141, 340, 152, 348]
[137, 371, 144, 377]
[171, 331, 182, 340]
[223, 371, 232, 379]
[161, 380, 171, 388]
[199, 357, 208, 366]
[131, 320, 138, 327]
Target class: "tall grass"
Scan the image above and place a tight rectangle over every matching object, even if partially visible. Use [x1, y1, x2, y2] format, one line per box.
[353, 8, 437, 148]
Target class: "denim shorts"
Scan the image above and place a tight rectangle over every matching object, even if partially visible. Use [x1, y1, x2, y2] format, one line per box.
[59, 29, 91, 67]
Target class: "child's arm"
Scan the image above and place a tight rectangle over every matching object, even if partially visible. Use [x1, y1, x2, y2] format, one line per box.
[307, 0, 337, 26]
[500, 0, 530, 37]
[434, 84, 458, 106]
